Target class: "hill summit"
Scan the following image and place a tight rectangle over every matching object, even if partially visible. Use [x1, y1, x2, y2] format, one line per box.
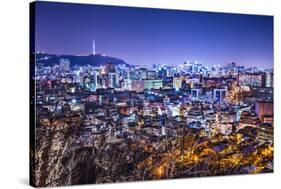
[35, 53, 129, 67]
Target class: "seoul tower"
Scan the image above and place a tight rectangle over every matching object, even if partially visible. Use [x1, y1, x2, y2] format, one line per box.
[92, 38, 96, 55]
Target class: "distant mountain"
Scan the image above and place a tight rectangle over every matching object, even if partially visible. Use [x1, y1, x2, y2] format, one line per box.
[35, 53, 129, 67]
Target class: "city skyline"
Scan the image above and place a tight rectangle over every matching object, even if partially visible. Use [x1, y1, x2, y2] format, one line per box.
[35, 2, 273, 69]
[30, 2, 274, 187]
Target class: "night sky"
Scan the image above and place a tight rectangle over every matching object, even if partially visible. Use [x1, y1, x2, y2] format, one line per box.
[35, 1, 273, 68]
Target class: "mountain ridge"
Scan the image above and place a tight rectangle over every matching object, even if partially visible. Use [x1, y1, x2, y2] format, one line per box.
[35, 53, 129, 67]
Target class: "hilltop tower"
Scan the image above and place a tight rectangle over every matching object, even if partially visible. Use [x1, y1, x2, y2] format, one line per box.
[92, 38, 96, 55]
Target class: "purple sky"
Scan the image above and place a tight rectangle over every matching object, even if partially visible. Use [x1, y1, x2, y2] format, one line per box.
[34, 1, 273, 68]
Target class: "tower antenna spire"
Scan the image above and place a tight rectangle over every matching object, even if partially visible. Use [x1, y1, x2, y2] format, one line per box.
[93, 38, 96, 55]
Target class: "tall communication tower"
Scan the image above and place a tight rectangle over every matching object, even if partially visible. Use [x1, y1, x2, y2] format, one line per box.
[93, 38, 96, 55]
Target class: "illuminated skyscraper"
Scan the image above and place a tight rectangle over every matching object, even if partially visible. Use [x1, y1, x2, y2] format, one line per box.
[173, 77, 182, 90]
[108, 72, 118, 88]
[93, 69, 100, 90]
[266, 71, 273, 87]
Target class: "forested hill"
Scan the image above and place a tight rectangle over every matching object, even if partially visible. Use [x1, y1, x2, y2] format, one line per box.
[35, 53, 129, 67]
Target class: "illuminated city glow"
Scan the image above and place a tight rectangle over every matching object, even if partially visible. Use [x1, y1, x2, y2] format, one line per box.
[30, 1, 274, 187]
